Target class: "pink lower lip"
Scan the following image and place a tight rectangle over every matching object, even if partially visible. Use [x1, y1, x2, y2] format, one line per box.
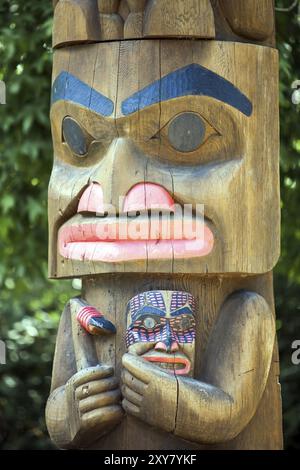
[58, 219, 214, 263]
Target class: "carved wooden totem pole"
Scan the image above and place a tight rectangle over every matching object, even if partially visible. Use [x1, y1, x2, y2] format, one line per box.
[46, 0, 283, 450]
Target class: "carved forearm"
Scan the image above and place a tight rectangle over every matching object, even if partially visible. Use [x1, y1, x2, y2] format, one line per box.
[174, 291, 276, 445]
[174, 378, 239, 444]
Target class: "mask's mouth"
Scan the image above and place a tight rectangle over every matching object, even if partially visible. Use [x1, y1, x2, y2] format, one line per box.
[142, 350, 191, 376]
[58, 211, 214, 263]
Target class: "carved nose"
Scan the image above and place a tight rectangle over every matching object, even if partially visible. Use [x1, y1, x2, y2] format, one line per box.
[123, 183, 175, 213]
[77, 183, 104, 214]
[155, 341, 179, 353]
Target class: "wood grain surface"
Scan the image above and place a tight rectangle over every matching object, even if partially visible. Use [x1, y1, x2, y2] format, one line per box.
[52, 0, 276, 47]
[46, 272, 282, 449]
[48, 41, 280, 278]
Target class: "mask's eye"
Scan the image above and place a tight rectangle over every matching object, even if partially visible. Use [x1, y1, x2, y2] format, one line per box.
[167, 112, 208, 152]
[172, 315, 194, 331]
[62, 116, 92, 157]
[142, 316, 157, 329]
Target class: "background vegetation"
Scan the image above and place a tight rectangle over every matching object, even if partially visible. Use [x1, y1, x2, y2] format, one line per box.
[0, 0, 299, 449]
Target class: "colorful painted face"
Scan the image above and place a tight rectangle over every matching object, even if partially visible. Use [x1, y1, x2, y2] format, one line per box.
[49, 41, 279, 278]
[126, 291, 196, 376]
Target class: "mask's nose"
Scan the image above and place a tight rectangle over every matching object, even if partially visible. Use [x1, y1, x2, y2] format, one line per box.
[154, 321, 179, 353]
[154, 341, 179, 353]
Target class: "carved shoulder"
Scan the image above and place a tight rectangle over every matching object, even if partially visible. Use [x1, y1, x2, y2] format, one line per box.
[201, 290, 275, 394]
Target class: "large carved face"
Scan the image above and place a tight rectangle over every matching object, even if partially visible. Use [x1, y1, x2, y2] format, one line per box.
[126, 291, 195, 377]
[48, 40, 279, 278]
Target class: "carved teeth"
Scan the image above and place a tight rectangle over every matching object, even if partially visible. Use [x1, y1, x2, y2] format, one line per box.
[156, 362, 185, 370]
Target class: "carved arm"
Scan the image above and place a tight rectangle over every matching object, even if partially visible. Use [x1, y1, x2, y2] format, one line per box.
[122, 291, 275, 444]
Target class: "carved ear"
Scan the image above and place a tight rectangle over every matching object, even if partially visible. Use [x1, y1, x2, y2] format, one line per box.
[219, 0, 275, 41]
[53, 0, 101, 48]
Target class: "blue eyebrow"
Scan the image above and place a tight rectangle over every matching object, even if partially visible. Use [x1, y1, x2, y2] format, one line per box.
[122, 63, 252, 117]
[171, 307, 194, 317]
[129, 306, 166, 323]
[51, 71, 114, 117]
[135, 306, 166, 318]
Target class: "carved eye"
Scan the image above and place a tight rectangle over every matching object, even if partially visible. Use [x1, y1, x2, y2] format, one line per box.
[142, 317, 157, 329]
[167, 112, 206, 153]
[181, 317, 193, 329]
[62, 117, 91, 157]
[173, 316, 194, 331]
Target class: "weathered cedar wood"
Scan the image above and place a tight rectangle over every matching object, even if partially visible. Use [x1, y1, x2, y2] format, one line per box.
[52, 0, 276, 47]
[46, 0, 283, 451]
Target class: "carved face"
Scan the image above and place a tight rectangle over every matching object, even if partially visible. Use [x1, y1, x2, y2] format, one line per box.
[126, 291, 195, 376]
[49, 40, 279, 278]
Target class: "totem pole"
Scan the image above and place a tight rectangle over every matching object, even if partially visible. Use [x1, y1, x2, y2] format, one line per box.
[46, 0, 283, 450]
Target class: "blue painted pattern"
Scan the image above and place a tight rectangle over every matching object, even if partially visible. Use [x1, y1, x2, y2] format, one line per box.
[51, 71, 114, 117]
[126, 290, 196, 347]
[122, 63, 253, 117]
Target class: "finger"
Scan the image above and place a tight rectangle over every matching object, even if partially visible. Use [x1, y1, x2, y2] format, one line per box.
[75, 377, 119, 400]
[121, 369, 147, 396]
[123, 353, 161, 383]
[122, 398, 140, 418]
[121, 384, 143, 407]
[72, 365, 114, 388]
[79, 389, 121, 414]
[81, 405, 124, 429]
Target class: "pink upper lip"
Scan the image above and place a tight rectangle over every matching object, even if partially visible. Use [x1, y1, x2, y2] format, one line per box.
[58, 182, 215, 263]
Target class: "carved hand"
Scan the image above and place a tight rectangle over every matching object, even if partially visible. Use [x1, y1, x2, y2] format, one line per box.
[46, 365, 124, 449]
[66, 364, 124, 447]
[121, 353, 178, 432]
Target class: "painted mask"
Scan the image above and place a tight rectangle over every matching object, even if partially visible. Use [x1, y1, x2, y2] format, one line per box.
[126, 291, 196, 376]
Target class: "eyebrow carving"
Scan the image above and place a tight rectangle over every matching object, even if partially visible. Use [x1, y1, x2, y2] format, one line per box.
[135, 306, 166, 317]
[51, 71, 114, 117]
[171, 307, 194, 317]
[121, 63, 253, 117]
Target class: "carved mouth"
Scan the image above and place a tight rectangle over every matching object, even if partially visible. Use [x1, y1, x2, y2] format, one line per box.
[58, 212, 214, 263]
[142, 351, 191, 376]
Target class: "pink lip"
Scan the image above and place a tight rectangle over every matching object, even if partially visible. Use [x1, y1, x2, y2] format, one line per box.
[143, 355, 191, 376]
[58, 217, 214, 263]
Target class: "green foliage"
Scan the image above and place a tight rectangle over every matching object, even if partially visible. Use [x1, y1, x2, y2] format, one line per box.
[275, 1, 300, 449]
[0, 0, 299, 450]
[0, 0, 75, 449]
